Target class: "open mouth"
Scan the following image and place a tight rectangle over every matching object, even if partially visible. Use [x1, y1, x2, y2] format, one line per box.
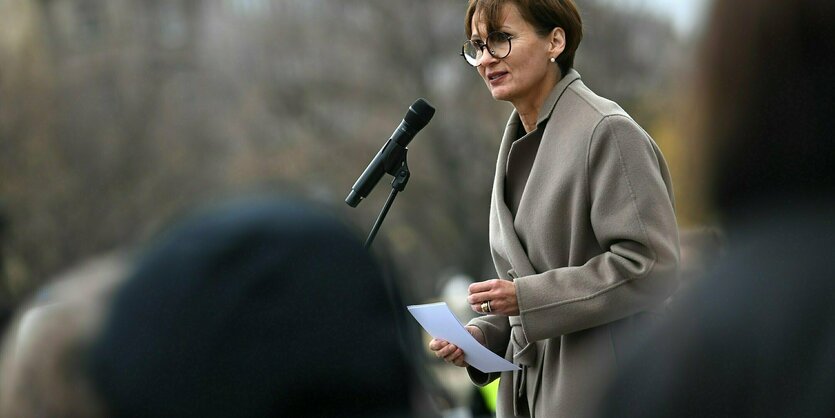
[488, 71, 508, 81]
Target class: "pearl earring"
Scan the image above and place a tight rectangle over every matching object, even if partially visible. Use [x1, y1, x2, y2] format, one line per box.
[550, 57, 556, 63]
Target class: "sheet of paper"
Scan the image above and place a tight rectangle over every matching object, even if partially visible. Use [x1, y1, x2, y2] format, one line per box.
[407, 302, 519, 373]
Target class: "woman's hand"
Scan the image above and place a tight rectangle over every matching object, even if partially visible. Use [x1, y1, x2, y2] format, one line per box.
[429, 325, 485, 367]
[468, 279, 520, 316]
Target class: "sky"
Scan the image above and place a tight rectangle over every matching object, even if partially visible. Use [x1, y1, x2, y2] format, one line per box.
[600, 0, 713, 36]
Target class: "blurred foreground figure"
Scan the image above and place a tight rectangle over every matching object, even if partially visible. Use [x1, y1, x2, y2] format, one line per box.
[1, 198, 431, 417]
[87, 198, 425, 417]
[600, 0, 835, 416]
[0, 254, 127, 417]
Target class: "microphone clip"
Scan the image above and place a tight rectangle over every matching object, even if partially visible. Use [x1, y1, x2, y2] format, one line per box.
[363, 148, 410, 249]
[388, 149, 411, 193]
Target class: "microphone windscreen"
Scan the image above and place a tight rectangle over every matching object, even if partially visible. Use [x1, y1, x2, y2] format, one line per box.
[404, 98, 435, 131]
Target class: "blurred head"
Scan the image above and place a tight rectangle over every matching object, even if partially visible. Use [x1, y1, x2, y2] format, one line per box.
[597, 2, 835, 414]
[0, 254, 126, 418]
[87, 197, 419, 417]
[699, 0, 835, 220]
[463, 0, 582, 86]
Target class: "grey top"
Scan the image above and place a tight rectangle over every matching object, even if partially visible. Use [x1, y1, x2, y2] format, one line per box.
[505, 123, 543, 217]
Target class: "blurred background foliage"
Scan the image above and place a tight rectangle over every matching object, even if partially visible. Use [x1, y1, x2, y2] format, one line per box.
[0, 0, 712, 307]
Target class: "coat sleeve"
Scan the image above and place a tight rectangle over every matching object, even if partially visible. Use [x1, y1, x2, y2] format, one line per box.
[516, 114, 679, 342]
[464, 314, 511, 385]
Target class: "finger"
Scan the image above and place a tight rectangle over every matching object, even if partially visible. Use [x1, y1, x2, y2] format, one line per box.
[448, 347, 464, 363]
[439, 343, 459, 359]
[486, 300, 499, 314]
[467, 292, 489, 305]
[469, 288, 502, 304]
[429, 339, 448, 351]
[432, 343, 452, 358]
[451, 349, 468, 367]
[468, 279, 498, 294]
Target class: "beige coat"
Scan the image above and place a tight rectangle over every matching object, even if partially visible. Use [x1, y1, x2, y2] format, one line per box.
[467, 70, 679, 417]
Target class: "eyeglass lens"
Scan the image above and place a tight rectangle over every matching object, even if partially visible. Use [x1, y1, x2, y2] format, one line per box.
[462, 32, 511, 66]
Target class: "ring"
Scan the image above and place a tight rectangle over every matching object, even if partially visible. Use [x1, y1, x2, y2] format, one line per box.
[481, 300, 492, 313]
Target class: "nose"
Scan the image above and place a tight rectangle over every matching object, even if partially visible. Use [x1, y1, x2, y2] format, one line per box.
[476, 49, 499, 67]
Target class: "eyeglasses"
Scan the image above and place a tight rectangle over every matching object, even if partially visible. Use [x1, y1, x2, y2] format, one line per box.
[461, 32, 513, 67]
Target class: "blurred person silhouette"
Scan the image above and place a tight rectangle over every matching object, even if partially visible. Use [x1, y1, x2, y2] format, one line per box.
[0, 253, 127, 418]
[429, 1, 679, 416]
[599, 0, 835, 416]
[0, 197, 436, 417]
[84, 197, 432, 417]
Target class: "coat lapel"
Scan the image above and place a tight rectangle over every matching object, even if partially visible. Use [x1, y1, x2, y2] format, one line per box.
[513, 71, 582, 234]
[490, 110, 536, 279]
[490, 70, 582, 279]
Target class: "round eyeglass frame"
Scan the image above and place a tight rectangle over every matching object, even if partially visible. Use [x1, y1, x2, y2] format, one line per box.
[460, 32, 514, 66]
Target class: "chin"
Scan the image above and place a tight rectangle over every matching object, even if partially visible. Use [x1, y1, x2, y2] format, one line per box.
[489, 88, 513, 102]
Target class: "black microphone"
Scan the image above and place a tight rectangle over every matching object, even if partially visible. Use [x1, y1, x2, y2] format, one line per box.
[345, 99, 435, 207]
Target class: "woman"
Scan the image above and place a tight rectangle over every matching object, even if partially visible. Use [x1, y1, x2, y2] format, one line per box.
[429, 0, 679, 416]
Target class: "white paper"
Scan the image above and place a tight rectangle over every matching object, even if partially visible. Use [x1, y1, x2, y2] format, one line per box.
[407, 302, 519, 373]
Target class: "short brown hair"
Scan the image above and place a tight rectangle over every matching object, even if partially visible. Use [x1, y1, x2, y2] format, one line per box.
[465, 0, 583, 77]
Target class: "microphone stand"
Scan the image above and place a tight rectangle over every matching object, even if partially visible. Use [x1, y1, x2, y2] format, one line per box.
[364, 149, 410, 249]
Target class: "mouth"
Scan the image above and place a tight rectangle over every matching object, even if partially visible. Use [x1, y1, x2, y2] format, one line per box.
[487, 71, 508, 82]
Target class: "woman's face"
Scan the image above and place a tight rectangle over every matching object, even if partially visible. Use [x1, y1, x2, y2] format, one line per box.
[470, 4, 561, 110]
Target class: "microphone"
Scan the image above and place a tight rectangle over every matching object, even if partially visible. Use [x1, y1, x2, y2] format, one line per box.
[345, 99, 435, 207]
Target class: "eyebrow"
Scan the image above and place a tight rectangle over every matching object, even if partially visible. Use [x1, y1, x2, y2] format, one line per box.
[472, 27, 511, 39]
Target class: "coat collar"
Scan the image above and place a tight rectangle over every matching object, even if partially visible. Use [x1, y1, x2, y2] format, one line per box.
[536, 68, 581, 127]
[491, 69, 582, 278]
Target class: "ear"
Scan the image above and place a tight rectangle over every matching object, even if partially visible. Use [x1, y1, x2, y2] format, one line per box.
[548, 27, 566, 59]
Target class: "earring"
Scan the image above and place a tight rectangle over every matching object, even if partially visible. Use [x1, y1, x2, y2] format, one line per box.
[550, 57, 556, 63]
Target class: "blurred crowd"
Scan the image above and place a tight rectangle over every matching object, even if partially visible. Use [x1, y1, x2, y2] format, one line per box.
[0, 0, 833, 417]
